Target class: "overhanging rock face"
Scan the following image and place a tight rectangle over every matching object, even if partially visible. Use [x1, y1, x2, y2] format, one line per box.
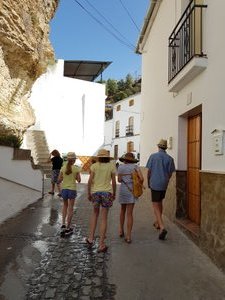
[0, 0, 59, 138]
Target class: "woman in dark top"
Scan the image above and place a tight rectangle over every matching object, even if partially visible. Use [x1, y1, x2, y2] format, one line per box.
[48, 149, 63, 196]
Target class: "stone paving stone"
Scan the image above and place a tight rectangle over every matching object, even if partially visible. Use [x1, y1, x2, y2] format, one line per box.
[25, 187, 117, 300]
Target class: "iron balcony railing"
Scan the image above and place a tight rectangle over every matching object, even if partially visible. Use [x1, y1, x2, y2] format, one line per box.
[126, 125, 134, 136]
[168, 0, 207, 83]
[115, 128, 120, 138]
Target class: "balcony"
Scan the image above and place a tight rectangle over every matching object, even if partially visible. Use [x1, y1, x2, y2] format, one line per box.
[126, 125, 134, 136]
[168, 0, 207, 92]
[115, 129, 120, 138]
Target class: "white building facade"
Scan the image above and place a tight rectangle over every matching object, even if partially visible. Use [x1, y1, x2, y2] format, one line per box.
[104, 93, 141, 162]
[27, 59, 106, 156]
[137, 0, 225, 271]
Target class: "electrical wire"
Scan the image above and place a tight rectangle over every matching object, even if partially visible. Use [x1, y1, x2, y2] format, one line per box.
[83, 0, 136, 50]
[118, 0, 140, 32]
[71, 0, 136, 51]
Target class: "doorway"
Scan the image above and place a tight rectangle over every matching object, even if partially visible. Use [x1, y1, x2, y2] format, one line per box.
[187, 114, 201, 225]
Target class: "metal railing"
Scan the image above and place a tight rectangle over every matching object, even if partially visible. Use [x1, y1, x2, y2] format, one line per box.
[115, 129, 120, 138]
[168, 0, 207, 83]
[126, 125, 134, 136]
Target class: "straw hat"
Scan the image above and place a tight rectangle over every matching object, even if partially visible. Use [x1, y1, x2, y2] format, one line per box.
[157, 139, 167, 150]
[67, 152, 76, 160]
[94, 149, 113, 159]
[97, 149, 110, 157]
[119, 152, 139, 163]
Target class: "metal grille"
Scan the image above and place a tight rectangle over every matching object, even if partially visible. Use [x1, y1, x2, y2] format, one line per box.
[168, 0, 207, 83]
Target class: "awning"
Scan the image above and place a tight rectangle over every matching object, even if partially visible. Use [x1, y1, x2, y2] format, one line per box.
[64, 60, 111, 82]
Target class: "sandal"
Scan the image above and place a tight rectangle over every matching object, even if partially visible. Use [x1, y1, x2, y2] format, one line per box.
[85, 238, 93, 247]
[97, 245, 108, 253]
[159, 229, 168, 240]
[124, 238, 132, 244]
[153, 222, 160, 230]
[119, 231, 125, 238]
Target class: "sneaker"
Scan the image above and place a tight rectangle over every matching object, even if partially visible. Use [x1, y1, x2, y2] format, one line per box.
[60, 225, 66, 237]
[48, 191, 54, 195]
[65, 228, 73, 236]
[57, 193, 62, 197]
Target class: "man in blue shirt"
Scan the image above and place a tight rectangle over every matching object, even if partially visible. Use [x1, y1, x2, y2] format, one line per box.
[146, 139, 175, 240]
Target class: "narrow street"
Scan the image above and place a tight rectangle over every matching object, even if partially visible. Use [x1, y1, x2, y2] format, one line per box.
[0, 175, 225, 300]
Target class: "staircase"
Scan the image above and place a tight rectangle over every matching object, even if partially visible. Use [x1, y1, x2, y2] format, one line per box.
[25, 130, 52, 178]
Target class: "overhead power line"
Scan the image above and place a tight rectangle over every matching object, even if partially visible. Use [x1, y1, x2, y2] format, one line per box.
[83, 0, 136, 50]
[72, 0, 136, 51]
[118, 0, 140, 33]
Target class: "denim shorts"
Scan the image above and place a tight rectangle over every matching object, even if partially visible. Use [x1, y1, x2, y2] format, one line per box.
[61, 189, 77, 200]
[91, 192, 113, 208]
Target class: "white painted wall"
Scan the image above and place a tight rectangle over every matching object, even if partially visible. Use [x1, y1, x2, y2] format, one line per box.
[0, 177, 42, 224]
[0, 146, 43, 191]
[104, 119, 114, 152]
[139, 0, 225, 172]
[28, 59, 106, 156]
[103, 93, 141, 161]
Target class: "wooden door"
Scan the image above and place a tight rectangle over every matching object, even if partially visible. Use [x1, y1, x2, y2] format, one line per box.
[114, 145, 118, 159]
[187, 114, 201, 225]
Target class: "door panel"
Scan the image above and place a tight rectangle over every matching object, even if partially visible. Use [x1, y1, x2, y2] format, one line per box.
[187, 114, 201, 225]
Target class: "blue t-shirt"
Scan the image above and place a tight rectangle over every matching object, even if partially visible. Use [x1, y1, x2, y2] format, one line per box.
[146, 149, 175, 191]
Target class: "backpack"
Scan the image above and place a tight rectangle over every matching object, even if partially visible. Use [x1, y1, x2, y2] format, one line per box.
[122, 169, 144, 198]
[132, 169, 143, 198]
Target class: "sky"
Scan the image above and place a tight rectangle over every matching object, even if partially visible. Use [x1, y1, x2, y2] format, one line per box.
[49, 0, 150, 81]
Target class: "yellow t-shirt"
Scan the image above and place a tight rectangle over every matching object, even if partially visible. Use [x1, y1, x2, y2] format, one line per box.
[61, 165, 80, 190]
[90, 161, 116, 193]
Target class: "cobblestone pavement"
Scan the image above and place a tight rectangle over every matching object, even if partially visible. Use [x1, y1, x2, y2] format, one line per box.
[26, 228, 116, 300]
[1, 175, 225, 300]
[0, 178, 116, 300]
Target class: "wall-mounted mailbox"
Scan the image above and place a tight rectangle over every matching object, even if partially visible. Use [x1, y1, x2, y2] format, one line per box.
[211, 129, 224, 155]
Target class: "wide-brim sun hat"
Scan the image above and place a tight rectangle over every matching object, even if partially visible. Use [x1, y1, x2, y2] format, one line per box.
[157, 139, 167, 150]
[67, 152, 76, 160]
[95, 149, 113, 159]
[119, 152, 139, 163]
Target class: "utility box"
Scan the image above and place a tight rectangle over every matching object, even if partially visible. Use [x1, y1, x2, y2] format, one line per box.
[211, 129, 225, 155]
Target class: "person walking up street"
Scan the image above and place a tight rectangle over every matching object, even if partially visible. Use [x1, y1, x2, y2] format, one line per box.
[86, 149, 116, 253]
[117, 152, 144, 244]
[48, 149, 63, 196]
[146, 139, 175, 240]
[58, 152, 81, 237]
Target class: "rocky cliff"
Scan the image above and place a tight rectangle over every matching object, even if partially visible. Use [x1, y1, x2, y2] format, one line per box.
[0, 0, 59, 140]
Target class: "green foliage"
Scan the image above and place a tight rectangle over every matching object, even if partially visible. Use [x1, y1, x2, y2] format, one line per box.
[104, 74, 141, 120]
[105, 73, 141, 104]
[106, 79, 118, 96]
[0, 134, 23, 148]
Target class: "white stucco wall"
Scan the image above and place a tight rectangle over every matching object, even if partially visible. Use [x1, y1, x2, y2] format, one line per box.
[104, 119, 114, 151]
[103, 93, 141, 160]
[139, 0, 225, 172]
[0, 177, 42, 224]
[0, 146, 43, 191]
[28, 59, 106, 156]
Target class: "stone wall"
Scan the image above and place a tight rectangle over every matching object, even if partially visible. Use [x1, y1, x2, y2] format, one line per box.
[200, 171, 225, 272]
[176, 170, 187, 218]
[0, 0, 59, 138]
[167, 170, 225, 272]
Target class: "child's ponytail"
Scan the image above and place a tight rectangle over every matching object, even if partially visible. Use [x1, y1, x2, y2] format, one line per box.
[65, 160, 73, 175]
